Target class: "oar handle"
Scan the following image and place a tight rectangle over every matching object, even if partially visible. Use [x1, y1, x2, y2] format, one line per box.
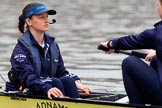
[98, 45, 147, 59]
[98, 44, 110, 51]
[131, 51, 147, 59]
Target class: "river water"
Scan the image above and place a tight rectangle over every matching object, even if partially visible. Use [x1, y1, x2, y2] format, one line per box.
[0, 0, 159, 94]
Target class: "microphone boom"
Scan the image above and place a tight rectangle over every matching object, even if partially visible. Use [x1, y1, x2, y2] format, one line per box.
[49, 19, 56, 24]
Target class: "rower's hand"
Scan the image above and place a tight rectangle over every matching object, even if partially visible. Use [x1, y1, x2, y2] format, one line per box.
[98, 41, 113, 54]
[47, 87, 64, 99]
[145, 49, 156, 62]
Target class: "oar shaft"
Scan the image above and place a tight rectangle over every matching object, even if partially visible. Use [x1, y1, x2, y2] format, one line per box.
[131, 51, 147, 59]
[98, 45, 147, 59]
[114, 50, 131, 55]
[115, 50, 147, 59]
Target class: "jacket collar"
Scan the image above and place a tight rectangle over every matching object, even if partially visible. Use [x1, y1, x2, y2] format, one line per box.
[24, 30, 55, 47]
[154, 21, 162, 27]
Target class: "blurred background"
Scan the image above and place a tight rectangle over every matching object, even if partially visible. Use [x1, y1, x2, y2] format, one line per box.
[0, 0, 159, 94]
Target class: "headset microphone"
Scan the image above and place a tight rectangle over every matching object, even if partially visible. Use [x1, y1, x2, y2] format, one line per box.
[49, 19, 56, 24]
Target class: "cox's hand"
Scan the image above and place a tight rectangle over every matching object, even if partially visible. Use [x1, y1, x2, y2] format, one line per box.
[47, 87, 64, 99]
[75, 81, 91, 95]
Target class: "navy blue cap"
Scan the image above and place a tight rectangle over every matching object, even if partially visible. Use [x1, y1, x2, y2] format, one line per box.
[22, 3, 56, 21]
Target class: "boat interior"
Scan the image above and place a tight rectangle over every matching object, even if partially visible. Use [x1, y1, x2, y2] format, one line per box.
[79, 91, 128, 103]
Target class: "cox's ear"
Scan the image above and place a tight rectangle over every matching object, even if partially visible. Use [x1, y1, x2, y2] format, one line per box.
[25, 18, 32, 26]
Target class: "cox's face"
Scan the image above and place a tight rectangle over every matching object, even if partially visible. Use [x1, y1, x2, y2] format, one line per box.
[26, 12, 49, 32]
[157, 0, 162, 19]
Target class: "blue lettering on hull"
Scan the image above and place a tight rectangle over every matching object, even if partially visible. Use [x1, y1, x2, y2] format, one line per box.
[36, 102, 68, 108]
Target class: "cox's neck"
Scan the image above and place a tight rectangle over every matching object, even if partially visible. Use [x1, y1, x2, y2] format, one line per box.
[29, 29, 45, 45]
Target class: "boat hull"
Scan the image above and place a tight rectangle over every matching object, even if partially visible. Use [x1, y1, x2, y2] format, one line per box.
[0, 95, 128, 108]
[0, 92, 158, 108]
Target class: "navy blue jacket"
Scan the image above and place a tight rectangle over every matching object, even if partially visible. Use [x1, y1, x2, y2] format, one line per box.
[111, 21, 162, 84]
[6, 30, 79, 95]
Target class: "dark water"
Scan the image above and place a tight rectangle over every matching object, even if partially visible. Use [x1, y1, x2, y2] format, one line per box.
[0, 0, 159, 94]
